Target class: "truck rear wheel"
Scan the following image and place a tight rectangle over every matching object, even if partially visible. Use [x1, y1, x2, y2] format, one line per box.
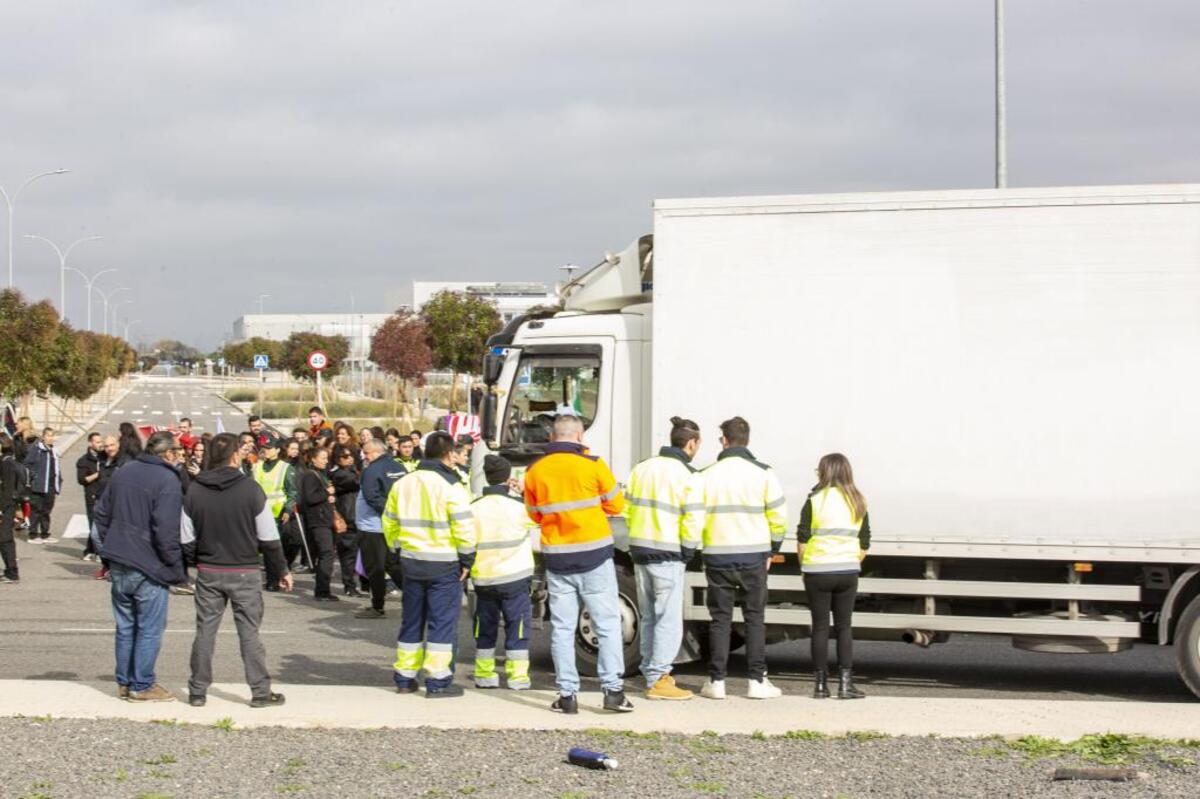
[576, 564, 642, 678]
[1176, 594, 1200, 700]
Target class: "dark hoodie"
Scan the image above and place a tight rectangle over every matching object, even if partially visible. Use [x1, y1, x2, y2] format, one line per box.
[181, 466, 286, 577]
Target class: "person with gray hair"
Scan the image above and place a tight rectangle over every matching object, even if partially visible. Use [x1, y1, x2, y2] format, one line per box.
[355, 437, 408, 617]
[94, 430, 187, 702]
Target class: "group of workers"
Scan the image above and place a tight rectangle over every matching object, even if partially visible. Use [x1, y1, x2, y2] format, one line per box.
[384, 412, 871, 712]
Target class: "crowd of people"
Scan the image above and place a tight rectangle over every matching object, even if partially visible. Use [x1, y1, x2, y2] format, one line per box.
[3, 403, 872, 713]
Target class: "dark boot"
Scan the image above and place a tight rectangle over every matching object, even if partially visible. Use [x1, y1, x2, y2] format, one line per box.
[837, 668, 865, 699]
[812, 670, 830, 699]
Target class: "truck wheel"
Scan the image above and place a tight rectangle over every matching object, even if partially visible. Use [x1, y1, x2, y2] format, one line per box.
[576, 564, 642, 678]
[1176, 594, 1200, 700]
[693, 626, 747, 661]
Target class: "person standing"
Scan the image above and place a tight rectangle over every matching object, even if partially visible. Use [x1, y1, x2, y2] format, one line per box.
[470, 455, 536, 690]
[93, 431, 186, 702]
[252, 437, 300, 592]
[76, 432, 105, 560]
[177, 417, 198, 452]
[682, 416, 788, 700]
[23, 427, 61, 542]
[624, 417, 702, 701]
[394, 437, 420, 474]
[409, 430, 424, 460]
[354, 439, 406, 618]
[524, 415, 631, 714]
[118, 422, 143, 463]
[298, 447, 338, 601]
[0, 435, 23, 583]
[308, 407, 333, 442]
[331, 446, 364, 597]
[382, 431, 476, 697]
[182, 433, 293, 708]
[797, 453, 870, 700]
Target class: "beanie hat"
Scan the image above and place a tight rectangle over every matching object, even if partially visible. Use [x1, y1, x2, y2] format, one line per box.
[483, 454, 512, 485]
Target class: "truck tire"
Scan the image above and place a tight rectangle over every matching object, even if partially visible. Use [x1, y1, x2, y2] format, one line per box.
[1176, 594, 1200, 700]
[575, 564, 642, 678]
[692, 626, 747, 661]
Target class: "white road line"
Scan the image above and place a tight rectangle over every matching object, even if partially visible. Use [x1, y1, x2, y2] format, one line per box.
[151, 410, 163, 416]
[57, 628, 286, 635]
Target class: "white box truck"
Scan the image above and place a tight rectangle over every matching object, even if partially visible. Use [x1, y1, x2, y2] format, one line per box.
[475, 183, 1200, 698]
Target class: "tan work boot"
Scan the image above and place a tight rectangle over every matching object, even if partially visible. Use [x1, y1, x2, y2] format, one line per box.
[646, 674, 694, 701]
[128, 684, 177, 702]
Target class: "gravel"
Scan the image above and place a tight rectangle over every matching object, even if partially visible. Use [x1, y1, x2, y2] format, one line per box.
[3, 717, 1197, 798]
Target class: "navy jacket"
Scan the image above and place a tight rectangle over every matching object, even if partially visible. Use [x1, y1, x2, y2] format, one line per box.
[358, 454, 407, 532]
[94, 453, 185, 586]
[23, 441, 61, 495]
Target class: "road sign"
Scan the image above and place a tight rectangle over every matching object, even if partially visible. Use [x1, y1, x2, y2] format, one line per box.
[253, 354, 269, 370]
[307, 350, 328, 371]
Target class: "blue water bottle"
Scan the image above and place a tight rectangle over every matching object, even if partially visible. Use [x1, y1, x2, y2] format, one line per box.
[568, 747, 619, 770]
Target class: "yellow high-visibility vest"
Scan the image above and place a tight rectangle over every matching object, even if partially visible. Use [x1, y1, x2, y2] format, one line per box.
[470, 490, 536, 586]
[253, 460, 289, 519]
[802, 486, 864, 574]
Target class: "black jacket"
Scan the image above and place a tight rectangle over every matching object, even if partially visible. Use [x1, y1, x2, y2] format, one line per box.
[182, 466, 285, 576]
[23, 440, 61, 495]
[330, 465, 360, 531]
[299, 468, 334, 529]
[94, 454, 185, 586]
[0, 455, 22, 510]
[76, 449, 105, 503]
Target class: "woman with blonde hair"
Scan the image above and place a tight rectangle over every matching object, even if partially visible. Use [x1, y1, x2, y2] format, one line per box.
[797, 453, 870, 700]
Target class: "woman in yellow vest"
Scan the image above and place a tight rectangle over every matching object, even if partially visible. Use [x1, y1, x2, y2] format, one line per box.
[797, 453, 869, 700]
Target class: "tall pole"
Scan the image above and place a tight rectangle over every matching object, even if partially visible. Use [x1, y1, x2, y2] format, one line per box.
[97, 285, 129, 335]
[995, 0, 1007, 188]
[123, 319, 141, 341]
[64, 266, 116, 331]
[0, 169, 69, 289]
[24, 234, 102, 320]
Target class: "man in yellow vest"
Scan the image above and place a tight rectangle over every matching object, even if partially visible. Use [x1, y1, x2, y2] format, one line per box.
[253, 437, 298, 592]
[624, 416, 703, 701]
[394, 436, 420, 474]
[470, 454, 536, 690]
[682, 416, 788, 700]
[382, 431, 476, 697]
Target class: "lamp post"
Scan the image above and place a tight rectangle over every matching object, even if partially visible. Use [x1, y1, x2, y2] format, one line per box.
[97, 285, 129, 335]
[995, 0, 1007, 188]
[63, 266, 117, 331]
[23, 233, 102, 320]
[123, 319, 141, 342]
[0, 169, 69, 288]
[109, 300, 129, 338]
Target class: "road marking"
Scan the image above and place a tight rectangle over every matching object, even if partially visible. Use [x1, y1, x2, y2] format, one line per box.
[57, 628, 286, 635]
[112, 409, 125, 414]
[151, 410, 163, 416]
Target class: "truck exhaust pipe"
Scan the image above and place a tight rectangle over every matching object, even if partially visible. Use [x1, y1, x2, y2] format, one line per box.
[902, 629, 935, 648]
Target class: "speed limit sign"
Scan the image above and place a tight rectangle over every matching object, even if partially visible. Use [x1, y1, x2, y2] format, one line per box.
[307, 350, 329, 371]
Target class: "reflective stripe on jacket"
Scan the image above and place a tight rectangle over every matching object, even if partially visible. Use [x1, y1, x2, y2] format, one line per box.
[253, 460, 288, 518]
[523, 441, 624, 574]
[681, 447, 788, 570]
[624, 447, 698, 564]
[470, 487, 536, 587]
[800, 486, 866, 574]
[382, 460, 476, 579]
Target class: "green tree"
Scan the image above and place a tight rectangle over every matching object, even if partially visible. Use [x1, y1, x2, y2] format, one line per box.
[0, 289, 61, 408]
[282, 331, 349, 381]
[46, 323, 88, 401]
[153, 339, 203, 364]
[222, 337, 286, 370]
[420, 291, 502, 411]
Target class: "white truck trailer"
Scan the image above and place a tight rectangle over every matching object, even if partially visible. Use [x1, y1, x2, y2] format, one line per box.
[476, 184, 1200, 698]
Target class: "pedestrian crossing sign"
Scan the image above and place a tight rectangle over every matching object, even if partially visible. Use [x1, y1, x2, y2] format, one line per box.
[254, 354, 270, 369]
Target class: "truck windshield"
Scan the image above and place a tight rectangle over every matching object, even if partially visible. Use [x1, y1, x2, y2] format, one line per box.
[501, 354, 601, 446]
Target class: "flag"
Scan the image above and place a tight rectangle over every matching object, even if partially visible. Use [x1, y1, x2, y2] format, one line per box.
[444, 413, 481, 442]
[215, 416, 225, 435]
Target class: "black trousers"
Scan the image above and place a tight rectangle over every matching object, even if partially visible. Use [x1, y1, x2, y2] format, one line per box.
[335, 529, 359, 592]
[264, 516, 290, 588]
[280, 516, 307, 568]
[306, 525, 336, 597]
[359, 532, 404, 611]
[806, 572, 858, 671]
[28, 492, 55, 538]
[0, 503, 17, 579]
[83, 497, 98, 555]
[705, 562, 768, 681]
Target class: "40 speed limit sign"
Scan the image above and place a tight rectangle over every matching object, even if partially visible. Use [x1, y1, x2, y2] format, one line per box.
[307, 350, 329, 371]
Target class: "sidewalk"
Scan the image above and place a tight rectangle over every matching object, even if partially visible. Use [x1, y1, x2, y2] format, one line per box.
[3, 679, 1198, 739]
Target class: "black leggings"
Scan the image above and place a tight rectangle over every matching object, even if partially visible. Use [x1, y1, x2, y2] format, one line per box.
[806, 572, 858, 671]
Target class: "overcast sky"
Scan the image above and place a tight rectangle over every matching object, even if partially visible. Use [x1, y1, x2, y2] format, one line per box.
[2, 1, 1198, 348]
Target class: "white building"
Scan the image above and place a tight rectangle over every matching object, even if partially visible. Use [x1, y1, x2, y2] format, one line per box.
[232, 313, 393, 362]
[412, 281, 557, 323]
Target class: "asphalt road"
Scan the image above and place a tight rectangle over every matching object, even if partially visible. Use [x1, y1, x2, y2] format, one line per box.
[0, 376, 1192, 704]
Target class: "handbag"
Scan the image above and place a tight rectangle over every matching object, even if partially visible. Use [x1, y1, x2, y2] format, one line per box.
[332, 510, 348, 535]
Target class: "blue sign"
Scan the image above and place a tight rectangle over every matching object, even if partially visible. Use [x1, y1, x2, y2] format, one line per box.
[253, 354, 270, 370]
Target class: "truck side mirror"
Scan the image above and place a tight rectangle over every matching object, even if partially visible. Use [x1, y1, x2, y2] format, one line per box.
[482, 350, 504, 385]
[481, 391, 498, 444]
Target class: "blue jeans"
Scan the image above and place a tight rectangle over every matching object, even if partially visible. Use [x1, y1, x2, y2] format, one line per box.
[548, 560, 625, 694]
[109, 562, 169, 692]
[634, 560, 685, 688]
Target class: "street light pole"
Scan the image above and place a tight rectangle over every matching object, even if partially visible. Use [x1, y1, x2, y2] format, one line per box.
[97, 285, 129, 335]
[63, 266, 117, 331]
[23, 234, 102, 320]
[0, 169, 69, 289]
[109, 300, 129, 337]
[995, 0, 1007, 189]
[123, 319, 141, 342]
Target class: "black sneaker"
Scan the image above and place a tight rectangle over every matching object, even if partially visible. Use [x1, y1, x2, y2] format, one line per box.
[188, 694, 206, 707]
[249, 692, 285, 708]
[551, 694, 578, 714]
[354, 607, 386, 619]
[313, 594, 340, 602]
[603, 689, 634, 713]
[343, 587, 366, 597]
[426, 684, 465, 699]
[395, 683, 419, 694]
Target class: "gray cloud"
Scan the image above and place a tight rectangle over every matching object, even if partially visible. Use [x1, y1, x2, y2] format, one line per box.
[2, 0, 1198, 347]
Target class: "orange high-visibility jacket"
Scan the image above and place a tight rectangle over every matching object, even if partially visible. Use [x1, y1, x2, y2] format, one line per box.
[524, 442, 624, 574]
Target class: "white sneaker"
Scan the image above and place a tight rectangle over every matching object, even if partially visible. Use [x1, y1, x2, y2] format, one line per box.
[699, 679, 726, 700]
[747, 677, 782, 699]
